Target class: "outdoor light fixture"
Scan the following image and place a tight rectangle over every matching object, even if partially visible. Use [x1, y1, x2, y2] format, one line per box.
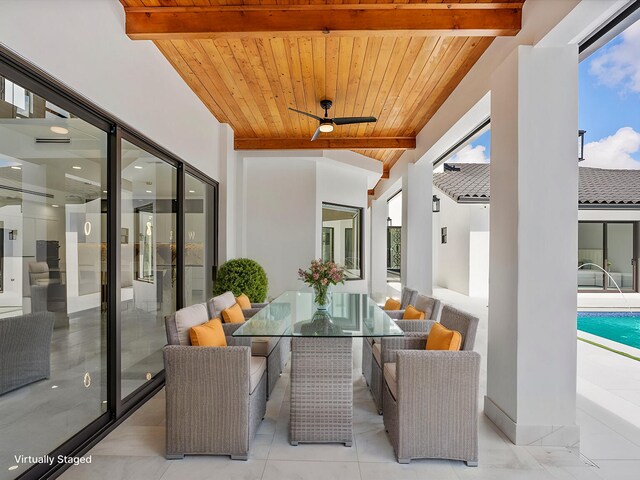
[432, 195, 440, 213]
[578, 129, 586, 162]
[50, 126, 69, 135]
[318, 122, 334, 133]
[387, 217, 392, 227]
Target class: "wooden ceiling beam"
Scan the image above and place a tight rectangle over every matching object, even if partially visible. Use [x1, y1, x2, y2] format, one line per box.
[124, 4, 523, 40]
[235, 137, 416, 151]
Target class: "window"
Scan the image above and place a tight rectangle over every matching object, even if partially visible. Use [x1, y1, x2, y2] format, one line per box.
[0, 74, 108, 477]
[121, 138, 177, 398]
[578, 221, 637, 292]
[321, 203, 362, 280]
[386, 190, 402, 281]
[0, 48, 219, 479]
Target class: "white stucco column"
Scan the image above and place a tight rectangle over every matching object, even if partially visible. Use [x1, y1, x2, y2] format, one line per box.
[369, 198, 388, 301]
[485, 44, 579, 446]
[401, 162, 433, 295]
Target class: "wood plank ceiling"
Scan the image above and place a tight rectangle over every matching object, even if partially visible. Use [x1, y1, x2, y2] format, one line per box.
[119, 1, 523, 173]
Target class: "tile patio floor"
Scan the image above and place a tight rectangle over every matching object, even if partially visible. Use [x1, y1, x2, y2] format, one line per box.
[59, 288, 640, 480]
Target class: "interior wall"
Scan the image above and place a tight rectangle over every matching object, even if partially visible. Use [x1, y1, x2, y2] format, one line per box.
[0, 0, 223, 180]
[238, 154, 370, 298]
[242, 157, 316, 299]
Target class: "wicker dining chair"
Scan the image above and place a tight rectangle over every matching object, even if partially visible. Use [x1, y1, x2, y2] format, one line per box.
[380, 305, 480, 465]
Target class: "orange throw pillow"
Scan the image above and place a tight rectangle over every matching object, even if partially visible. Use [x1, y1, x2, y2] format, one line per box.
[402, 305, 425, 320]
[384, 298, 401, 311]
[189, 318, 227, 347]
[426, 322, 462, 351]
[235, 293, 252, 310]
[222, 303, 245, 323]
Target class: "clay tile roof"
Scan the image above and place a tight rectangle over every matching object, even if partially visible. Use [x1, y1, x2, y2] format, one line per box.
[433, 164, 640, 206]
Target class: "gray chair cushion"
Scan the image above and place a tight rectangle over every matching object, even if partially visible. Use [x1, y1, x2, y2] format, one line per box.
[208, 291, 236, 318]
[251, 337, 278, 357]
[249, 356, 267, 393]
[384, 362, 397, 400]
[173, 303, 209, 346]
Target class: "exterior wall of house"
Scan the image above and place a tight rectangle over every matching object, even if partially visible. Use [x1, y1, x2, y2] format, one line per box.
[434, 200, 640, 298]
[432, 187, 489, 297]
[236, 153, 371, 298]
[0, 0, 224, 181]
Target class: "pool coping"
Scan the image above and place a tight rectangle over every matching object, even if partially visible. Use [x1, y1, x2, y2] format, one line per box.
[577, 331, 640, 361]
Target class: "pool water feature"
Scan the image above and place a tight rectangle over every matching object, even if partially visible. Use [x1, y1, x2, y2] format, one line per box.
[577, 312, 640, 350]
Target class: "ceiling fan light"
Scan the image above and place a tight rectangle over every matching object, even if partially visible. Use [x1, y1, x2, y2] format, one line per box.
[319, 123, 334, 133]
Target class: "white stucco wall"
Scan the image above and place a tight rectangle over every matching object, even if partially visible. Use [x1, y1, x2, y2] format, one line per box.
[0, 0, 224, 181]
[237, 152, 371, 298]
[432, 188, 489, 297]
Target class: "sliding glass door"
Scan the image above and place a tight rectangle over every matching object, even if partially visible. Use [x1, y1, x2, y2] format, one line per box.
[120, 139, 177, 399]
[0, 75, 108, 479]
[0, 50, 219, 480]
[578, 221, 637, 292]
[184, 172, 216, 306]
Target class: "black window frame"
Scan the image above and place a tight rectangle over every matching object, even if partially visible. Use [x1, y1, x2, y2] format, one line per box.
[0, 44, 219, 480]
[321, 201, 365, 281]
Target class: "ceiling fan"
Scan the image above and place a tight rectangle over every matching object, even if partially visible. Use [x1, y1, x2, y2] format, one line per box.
[289, 99, 377, 141]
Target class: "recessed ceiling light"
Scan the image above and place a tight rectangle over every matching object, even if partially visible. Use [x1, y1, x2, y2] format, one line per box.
[134, 165, 143, 170]
[188, 190, 195, 193]
[50, 126, 69, 135]
[11, 166, 21, 170]
[72, 166, 82, 170]
[51, 204, 59, 208]
[51, 385, 58, 389]
[8, 466, 18, 471]
[145, 190, 152, 194]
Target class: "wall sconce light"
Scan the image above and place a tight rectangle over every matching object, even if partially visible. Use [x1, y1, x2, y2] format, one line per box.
[8, 230, 17, 240]
[84, 221, 92, 236]
[387, 217, 392, 227]
[432, 195, 440, 213]
[578, 129, 586, 162]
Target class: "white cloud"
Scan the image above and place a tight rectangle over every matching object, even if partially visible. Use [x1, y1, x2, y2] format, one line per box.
[448, 144, 489, 164]
[581, 127, 640, 169]
[589, 20, 640, 94]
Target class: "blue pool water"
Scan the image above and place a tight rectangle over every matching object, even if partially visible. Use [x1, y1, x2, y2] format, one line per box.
[577, 312, 640, 349]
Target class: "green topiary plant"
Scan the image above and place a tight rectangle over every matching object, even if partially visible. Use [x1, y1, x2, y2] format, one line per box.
[213, 258, 268, 303]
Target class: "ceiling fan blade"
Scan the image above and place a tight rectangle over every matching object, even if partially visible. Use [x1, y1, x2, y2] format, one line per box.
[332, 116, 377, 126]
[289, 107, 324, 122]
[310, 126, 321, 142]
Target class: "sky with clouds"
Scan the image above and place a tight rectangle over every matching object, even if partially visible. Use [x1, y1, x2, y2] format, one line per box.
[449, 19, 640, 169]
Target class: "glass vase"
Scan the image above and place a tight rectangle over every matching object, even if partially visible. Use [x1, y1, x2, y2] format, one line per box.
[313, 284, 332, 311]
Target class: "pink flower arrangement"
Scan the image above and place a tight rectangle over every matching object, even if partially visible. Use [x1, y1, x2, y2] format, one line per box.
[298, 259, 345, 307]
[298, 259, 345, 288]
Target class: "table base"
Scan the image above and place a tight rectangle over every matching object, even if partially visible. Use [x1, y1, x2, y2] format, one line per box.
[289, 337, 353, 446]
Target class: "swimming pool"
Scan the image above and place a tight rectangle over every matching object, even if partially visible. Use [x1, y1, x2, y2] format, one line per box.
[577, 312, 640, 349]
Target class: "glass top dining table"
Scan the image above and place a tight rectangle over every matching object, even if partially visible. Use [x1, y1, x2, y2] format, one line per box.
[233, 291, 404, 338]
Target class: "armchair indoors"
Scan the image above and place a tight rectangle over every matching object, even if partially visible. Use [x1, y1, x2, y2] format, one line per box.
[0, 312, 55, 395]
[163, 305, 266, 460]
